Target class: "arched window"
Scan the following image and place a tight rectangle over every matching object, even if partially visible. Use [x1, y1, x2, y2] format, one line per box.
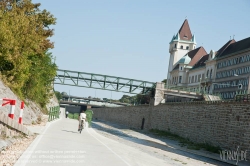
[207, 70, 209, 77]
[180, 45, 183, 49]
[186, 46, 189, 50]
[210, 69, 213, 78]
[180, 67, 182, 70]
[174, 44, 177, 48]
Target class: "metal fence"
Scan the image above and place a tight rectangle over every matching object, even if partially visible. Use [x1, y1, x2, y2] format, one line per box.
[48, 106, 60, 122]
[235, 94, 250, 102]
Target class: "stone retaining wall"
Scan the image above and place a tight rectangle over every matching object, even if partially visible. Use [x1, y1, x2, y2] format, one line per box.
[0, 112, 32, 136]
[93, 101, 250, 159]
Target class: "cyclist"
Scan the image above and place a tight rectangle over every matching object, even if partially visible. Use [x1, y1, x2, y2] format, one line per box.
[78, 110, 86, 131]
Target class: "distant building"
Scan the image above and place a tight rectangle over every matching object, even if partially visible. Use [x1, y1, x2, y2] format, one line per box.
[213, 37, 250, 99]
[166, 19, 250, 101]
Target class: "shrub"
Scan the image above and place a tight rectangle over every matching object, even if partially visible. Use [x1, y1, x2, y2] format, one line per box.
[85, 110, 94, 127]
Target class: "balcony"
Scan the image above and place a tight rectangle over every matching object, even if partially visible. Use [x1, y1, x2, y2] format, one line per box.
[169, 47, 178, 53]
[200, 78, 213, 85]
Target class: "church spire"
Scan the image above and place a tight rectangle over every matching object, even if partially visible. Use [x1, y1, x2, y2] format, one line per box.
[178, 19, 192, 41]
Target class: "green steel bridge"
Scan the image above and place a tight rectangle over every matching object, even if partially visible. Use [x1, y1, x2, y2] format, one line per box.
[54, 69, 156, 95]
[54, 69, 226, 102]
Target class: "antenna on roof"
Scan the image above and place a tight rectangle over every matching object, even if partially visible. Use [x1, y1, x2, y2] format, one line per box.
[233, 35, 235, 39]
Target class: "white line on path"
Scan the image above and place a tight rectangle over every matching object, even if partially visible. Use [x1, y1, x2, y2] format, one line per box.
[14, 118, 62, 166]
[87, 128, 132, 166]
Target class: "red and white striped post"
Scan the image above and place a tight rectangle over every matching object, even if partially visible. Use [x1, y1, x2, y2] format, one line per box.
[19, 101, 24, 124]
[0, 98, 16, 119]
[8, 100, 16, 119]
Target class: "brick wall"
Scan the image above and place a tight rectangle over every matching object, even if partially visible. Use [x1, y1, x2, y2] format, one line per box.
[93, 101, 250, 158]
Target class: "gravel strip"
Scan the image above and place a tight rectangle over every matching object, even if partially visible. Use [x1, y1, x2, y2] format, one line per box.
[91, 120, 233, 166]
[0, 135, 37, 166]
[0, 115, 48, 166]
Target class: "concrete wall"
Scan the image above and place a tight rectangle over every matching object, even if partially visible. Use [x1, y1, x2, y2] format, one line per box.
[93, 101, 250, 158]
[0, 112, 32, 136]
[65, 105, 81, 114]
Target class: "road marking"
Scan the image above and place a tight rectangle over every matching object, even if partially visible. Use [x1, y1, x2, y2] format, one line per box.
[87, 128, 132, 166]
[14, 119, 62, 166]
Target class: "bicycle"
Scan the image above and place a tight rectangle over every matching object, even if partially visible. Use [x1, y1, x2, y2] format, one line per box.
[79, 119, 84, 134]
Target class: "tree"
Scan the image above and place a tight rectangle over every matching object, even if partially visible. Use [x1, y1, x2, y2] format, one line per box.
[0, 0, 57, 110]
[119, 95, 131, 103]
[54, 91, 62, 101]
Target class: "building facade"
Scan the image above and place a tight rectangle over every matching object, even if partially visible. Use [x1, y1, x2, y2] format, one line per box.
[213, 38, 250, 99]
[166, 19, 250, 100]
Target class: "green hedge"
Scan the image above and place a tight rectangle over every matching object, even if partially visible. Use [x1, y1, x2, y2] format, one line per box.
[68, 113, 79, 120]
[85, 110, 94, 127]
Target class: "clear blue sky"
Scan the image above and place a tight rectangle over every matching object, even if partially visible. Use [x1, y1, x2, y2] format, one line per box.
[33, 0, 250, 100]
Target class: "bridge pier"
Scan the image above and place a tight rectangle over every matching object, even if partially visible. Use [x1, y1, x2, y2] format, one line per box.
[154, 82, 165, 106]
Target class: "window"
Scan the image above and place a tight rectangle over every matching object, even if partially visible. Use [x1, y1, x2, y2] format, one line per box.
[229, 59, 233, 66]
[180, 66, 183, 70]
[186, 46, 189, 50]
[192, 76, 194, 83]
[239, 57, 243, 63]
[207, 70, 209, 77]
[179, 76, 182, 83]
[195, 75, 197, 82]
[174, 44, 177, 48]
[180, 45, 183, 49]
[210, 69, 213, 78]
[236, 57, 239, 64]
[246, 55, 250, 61]
[198, 74, 201, 81]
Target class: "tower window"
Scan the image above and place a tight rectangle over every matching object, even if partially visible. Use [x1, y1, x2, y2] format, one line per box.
[186, 46, 189, 50]
[180, 45, 183, 49]
[180, 67, 182, 70]
[179, 76, 182, 83]
[174, 44, 177, 48]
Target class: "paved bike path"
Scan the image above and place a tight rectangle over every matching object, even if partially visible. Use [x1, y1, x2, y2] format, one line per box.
[15, 110, 173, 166]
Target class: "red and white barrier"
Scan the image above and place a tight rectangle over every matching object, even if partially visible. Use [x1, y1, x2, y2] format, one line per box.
[19, 101, 24, 124]
[0, 98, 24, 123]
[0, 98, 16, 119]
[9, 100, 16, 119]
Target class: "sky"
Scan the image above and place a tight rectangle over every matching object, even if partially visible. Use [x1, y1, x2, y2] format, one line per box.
[33, 0, 250, 100]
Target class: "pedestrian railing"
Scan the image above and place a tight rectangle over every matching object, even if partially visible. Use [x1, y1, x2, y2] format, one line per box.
[48, 106, 60, 122]
[235, 94, 250, 102]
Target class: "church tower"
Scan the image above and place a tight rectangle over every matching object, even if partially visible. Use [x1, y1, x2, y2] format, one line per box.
[167, 19, 197, 87]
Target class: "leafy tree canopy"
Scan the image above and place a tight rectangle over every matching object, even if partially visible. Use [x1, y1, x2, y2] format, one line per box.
[0, 0, 57, 112]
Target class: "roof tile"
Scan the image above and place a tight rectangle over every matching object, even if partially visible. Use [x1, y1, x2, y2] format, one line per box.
[178, 19, 192, 41]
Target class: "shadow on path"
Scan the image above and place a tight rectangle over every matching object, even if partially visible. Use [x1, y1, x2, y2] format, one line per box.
[61, 129, 79, 134]
[92, 120, 233, 166]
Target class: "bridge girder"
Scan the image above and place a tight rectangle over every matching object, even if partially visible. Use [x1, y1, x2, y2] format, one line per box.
[54, 69, 156, 95]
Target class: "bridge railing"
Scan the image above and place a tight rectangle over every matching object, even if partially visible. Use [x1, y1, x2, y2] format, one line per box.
[165, 86, 223, 101]
[48, 106, 60, 122]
